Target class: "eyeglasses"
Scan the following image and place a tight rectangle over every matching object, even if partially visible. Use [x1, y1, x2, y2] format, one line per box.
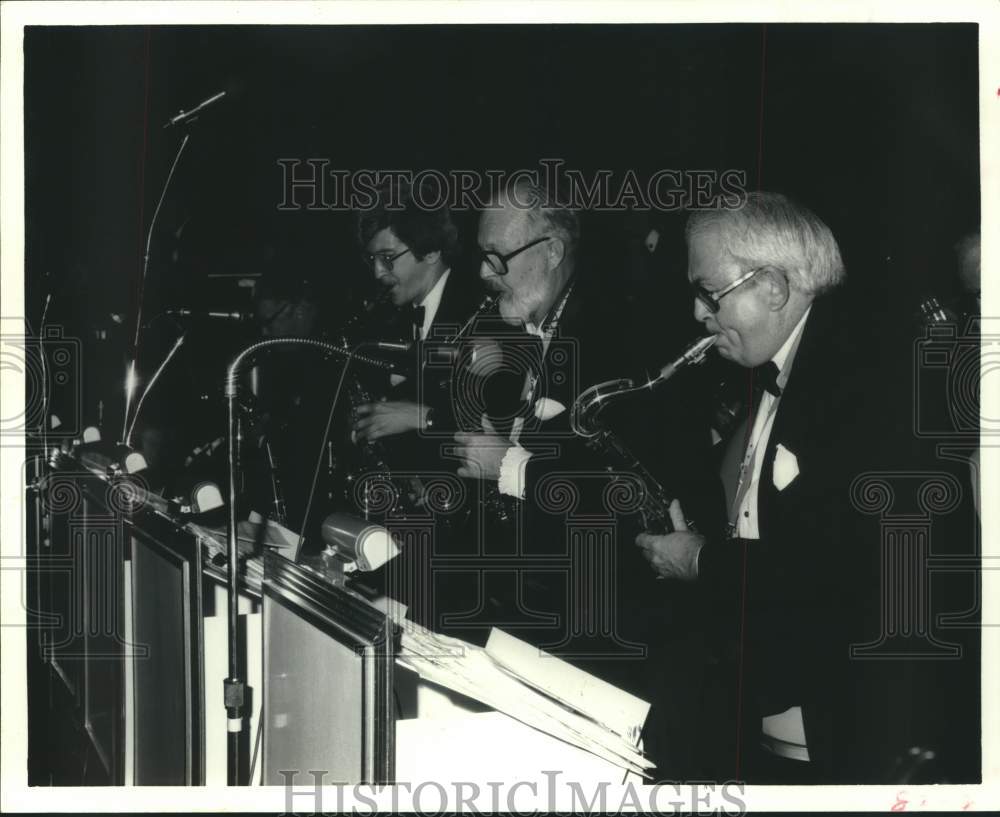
[478, 236, 552, 276]
[693, 266, 768, 314]
[363, 247, 411, 272]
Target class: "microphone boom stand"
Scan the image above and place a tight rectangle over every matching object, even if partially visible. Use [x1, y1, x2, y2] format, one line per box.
[120, 134, 190, 445]
[222, 337, 392, 785]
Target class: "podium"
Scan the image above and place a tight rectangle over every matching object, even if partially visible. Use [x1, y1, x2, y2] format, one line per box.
[127, 509, 206, 783]
[30, 456, 259, 785]
[29, 455, 647, 787]
[261, 551, 397, 785]
[32, 464, 128, 784]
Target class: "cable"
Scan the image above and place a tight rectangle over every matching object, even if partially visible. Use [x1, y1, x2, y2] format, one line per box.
[38, 293, 52, 455]
[248, 711, 264, 785]
[294, 353, 355, 555]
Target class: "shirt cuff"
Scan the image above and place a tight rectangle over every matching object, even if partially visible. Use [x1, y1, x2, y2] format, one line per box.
[498, 445, 532, 500]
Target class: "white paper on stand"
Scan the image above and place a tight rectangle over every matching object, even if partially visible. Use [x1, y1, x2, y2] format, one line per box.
[484, 628, 649, 746]
[396, 622, 653, 777]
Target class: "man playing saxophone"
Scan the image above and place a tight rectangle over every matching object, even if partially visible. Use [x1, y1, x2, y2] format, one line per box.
[634, 193, 978, 783]
[352, 177, 483, 446]
[451, 177, 719, 757]
[347, 178, 490, 626]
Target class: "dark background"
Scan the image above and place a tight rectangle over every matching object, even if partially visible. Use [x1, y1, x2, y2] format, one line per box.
[23, 23, 980, 438]
[21, 24, 982, 786]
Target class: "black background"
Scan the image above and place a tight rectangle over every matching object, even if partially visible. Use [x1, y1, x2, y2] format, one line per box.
[23, 23, 980, 434]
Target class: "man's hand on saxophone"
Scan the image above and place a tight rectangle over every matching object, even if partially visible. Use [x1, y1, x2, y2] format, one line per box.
[635, 499, 704, 582]
[453, 417, 511, 482]
[353, 400, 431, 443]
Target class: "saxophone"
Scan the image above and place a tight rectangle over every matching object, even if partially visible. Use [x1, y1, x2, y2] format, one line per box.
[337, 287, 430, 521]
[569, 334, 716, 533]
[344, 371, 427, 519]
[438, 295, 520, 523]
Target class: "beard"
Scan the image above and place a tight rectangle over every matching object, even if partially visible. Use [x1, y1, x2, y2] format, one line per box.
[497, 285, 547, 328]
[497, 291, 527, 326]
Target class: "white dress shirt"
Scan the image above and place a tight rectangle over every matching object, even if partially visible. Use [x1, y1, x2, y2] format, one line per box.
[417, 268, 450, 340]
[496, 297, 573, 499]
[730, 306, 812, 762]
[391, 270, 451, 387]
[734, 306, 810, 539]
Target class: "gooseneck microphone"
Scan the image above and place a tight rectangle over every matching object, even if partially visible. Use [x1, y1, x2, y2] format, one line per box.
[220, 336, 395, 785]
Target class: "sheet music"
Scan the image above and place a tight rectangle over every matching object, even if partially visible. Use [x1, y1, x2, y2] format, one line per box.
[396, 622, 654, 777]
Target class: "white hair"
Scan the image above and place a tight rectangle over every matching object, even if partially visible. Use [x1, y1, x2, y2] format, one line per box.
[685, 192, 845, 296]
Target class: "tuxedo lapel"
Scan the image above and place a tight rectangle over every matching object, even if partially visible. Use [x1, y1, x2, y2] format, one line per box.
[427, 269, 480, 338]
[756, 296, 843, 533]
[535, 284, 587, 414]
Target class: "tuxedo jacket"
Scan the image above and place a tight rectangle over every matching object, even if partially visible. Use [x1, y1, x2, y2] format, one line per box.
[386, 268, 486, 423]
[696, 289, 979, 782]
[374, 268, 486, 477]
[441, 276, 721, 693]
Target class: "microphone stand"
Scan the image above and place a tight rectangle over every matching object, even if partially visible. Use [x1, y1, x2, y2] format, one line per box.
[222, 337, 393, 785]
[39, 293, 52, 459]
[123, 333, 186, 449]
[121, 88, 230, 445]
[120, 133, 190, 446]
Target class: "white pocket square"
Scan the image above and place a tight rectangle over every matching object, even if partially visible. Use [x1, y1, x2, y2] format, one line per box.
[772, 443, 800, 491]
[534, 397, 566, 421]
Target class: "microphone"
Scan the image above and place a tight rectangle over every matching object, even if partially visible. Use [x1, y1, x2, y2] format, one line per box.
[164, 90, 227, 129]
[167, 309, 253, 321]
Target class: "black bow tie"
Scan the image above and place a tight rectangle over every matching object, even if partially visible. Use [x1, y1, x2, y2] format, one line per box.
[410, 304, 426, 329]
[752, 361, 782, 397]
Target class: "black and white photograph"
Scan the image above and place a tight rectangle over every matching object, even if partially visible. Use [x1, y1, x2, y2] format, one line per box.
[1, 1, 997, 812]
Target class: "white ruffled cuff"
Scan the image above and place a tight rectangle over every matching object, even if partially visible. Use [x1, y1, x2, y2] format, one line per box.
[498, 445, 532, 500]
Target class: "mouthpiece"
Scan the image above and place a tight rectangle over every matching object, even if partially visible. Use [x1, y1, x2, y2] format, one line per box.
[570, 334, 717, 439]
[653, 335, 717, 384]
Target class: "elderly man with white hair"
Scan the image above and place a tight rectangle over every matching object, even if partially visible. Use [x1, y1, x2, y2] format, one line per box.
[450, 178, 720, 753]
[635, 192, 969, 783]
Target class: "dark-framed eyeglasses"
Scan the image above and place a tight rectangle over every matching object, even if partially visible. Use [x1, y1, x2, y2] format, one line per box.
[478, 235, 552, 276]
[693, 265, 768, 314]
[363, 247, 411, 272]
